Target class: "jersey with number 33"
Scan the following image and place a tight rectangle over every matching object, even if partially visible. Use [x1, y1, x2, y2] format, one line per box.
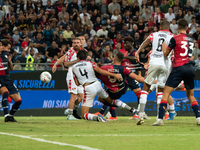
[72, 60, 98, 85]
[148, 30, 174, 67]
[168, 33, 194, 68]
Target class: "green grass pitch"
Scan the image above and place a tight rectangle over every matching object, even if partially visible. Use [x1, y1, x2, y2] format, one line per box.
[0, 116, 200, 150]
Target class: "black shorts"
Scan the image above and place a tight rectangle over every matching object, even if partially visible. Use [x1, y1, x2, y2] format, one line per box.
[166, 63, 195, 90]
[0, 76, 18, 95]
[126, 76, 140, 90]
[107, 86, 128, 100]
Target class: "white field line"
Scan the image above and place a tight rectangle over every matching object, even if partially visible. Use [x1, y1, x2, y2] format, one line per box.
[0, 132, 100, 150]
[28, 134, 200, 137]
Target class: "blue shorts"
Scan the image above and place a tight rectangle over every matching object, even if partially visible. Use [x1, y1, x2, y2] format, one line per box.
[126, 76, 140, 90]
[107, 85, 127, 100]
[0, 76, 19, 95]
[166, 63, 195, 90]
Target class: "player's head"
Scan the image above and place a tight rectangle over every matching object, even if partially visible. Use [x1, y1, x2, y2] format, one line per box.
[72, 37, 81, 51]
[1, 39, 11, 52]
[160, 20, 170, 30]
[124, 37, 134, 52]
[77, 50, 88, 61]
[114, 52, 124, 64]
[177, 18, 188, 31]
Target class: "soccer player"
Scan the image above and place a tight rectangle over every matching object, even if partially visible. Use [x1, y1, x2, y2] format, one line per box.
[0, 39, 22, 122]
[152, 19, 200, 126]
[72, 50, 125, 122]
[52, 38, 84, 120]
[135, 21, 174, 121]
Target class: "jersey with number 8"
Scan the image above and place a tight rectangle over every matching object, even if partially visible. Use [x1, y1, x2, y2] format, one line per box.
[168, 33, 194, 67]
[72, 60, 98, 85]
[147, 30, 174, 67]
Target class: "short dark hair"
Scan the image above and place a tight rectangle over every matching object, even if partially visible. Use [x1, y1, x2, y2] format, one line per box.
[72, 37, 81, 41]
[160, 20, 170, 30]
[115, 52, 124, 63]
[1, 39, 11, 47]
[124, 36, 134, 43]
[177, 19, 188, 30]
[77, 50, 88, 60]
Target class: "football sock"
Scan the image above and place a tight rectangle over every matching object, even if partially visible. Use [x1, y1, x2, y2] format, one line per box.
[99, 105, 108, 115]
[158, 100, 167, 119]
[139, 91, 148, 113]
[68, 109, 73, 116]
[168, 104, 175, 113]
[113, 99, 133, 111]
[84, 113, 98, 121]
[191, 101, 200, 118]
[135, 90, 141, 104]
[103, 101, 117, 107]
[156, 92, 163, 114]
[10, 100, 22, 115]
[73, 104, 79, 111]
[109, 107, 116, 117]
[2, 92, 9, 116]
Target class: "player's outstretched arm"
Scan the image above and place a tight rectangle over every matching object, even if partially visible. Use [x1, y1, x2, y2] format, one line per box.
[94, 66, 122, 81]
[64, 60, 78, 67]
[52, 54, 66, 73]
[8, 55, 13, 71]
[135, 39, 150, 62]
[129, 73, 144, 83]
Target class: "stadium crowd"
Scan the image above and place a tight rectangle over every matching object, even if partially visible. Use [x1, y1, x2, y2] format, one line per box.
[0, 0, 200, 70]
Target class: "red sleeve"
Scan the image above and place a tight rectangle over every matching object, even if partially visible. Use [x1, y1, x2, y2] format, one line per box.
[123, 67, 131, 76]
[90, 61, 97, 68]
[147, 33, 154, 43]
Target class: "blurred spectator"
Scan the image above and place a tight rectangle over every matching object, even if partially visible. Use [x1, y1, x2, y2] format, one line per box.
[12, 30, 20, 46]
[152, 7, 164, 25]
[97, 24, 108, 40]
[122, 10, 132, 24]
[194, 54, 200, 70]
[188, 17, 198, 35]
[139, 0, 148, 16]
[88, 25, 96, 40]
[137, 18, 145, 32]
[183, 0, 194, 15]
[57, 34, 67, 48]
[113, 33, 124, 49]
[60, 15, 70, 30]
[108, 0, 120, 15]
[133, 11, 140, 24]
[45, 41, 61, 60]
[70, 8, 79, 21]
[82, 14, 93, 26]
[2, 0, 10, 17]
[121, 0, 130, 15]
[170, 19, 178, 34]
[17, 50, 26, 68]
[172, 0, 181, 15]
[58, 7, 69, 20]
[160, 0, 170, 14]
[25, 49, 35, 71]
[104, 50, 113, 63]
[115, 16, 123, 31]
[33, 32, 46, 54]
[50, 55, 62, 68]
[108, 25, 117, 40]
[151, 0, 159, 14]
[131, 24, 139, 38]
[189, 0, 198, 9]
[60, 44, 68, 56]
[93, 17, 102, 31]
[193, 42, 200, 60]
[142, 7, 151, 23]
[165, 8, 175, 22]
[176, 9, 184, 20]
[130, 1, 140, 16]
[90, 9, 101, 23]
[140, 26, 150, 39]
[120, 24, 131, 39]
[25, 42, 38, 61]
[184, 10, 194, 24]
[13, 60, 22, 70]
[87, 0, 99, 14]
[193, 26, 200, 41]
[127, 19, 134, 32]
[63, 25, 73, 40]
[92, 45, 102, 64]
[0, 7, 4, 28]
[21, 35, 30, 51]
[111, 10, 121, 24]
[14, 0, 24, 15]
[72, 16, 83, 34]
[113, 43, 121, 56]
[134, 32, 142, 49]
[99, 0, 108, 15]
[80, 7, 90, 21]
[85, 40, 93, 51]
[43, 25, 53, 46]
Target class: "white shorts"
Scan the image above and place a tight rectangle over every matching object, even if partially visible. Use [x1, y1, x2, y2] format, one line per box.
[66, 78, 83, 94]
[150, 83, 157, 92]
[145, 64, 168, 88]
[81, 81, 109, 107]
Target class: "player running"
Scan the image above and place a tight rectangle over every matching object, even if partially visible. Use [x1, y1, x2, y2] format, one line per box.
[135, 21, 174, 122]
[152, 19, 200, 126]
[52, 38, 84, 120]
[72, 50, 129, 122]
[0, 39, 22, 122]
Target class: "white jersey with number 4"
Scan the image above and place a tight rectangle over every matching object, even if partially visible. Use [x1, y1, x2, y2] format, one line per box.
[148, 30, 174, 67]
[72, 60, 98, 85]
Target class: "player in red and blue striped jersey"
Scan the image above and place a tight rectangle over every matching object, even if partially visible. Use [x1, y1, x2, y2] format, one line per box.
[152, 19, 200, 126]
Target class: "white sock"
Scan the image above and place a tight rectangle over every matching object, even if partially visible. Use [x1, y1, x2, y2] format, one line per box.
[68, 109, 73, 116]
[84, 113, 98, 121]
[156, 92, 163, 105]
[168, 104, 174, 110]
[113, 99, 126, 108]
[139, 91, 148, 113]
[4, 114, 9, 117]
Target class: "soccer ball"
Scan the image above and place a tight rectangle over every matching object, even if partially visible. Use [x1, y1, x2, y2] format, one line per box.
[40, 71, 52, 83]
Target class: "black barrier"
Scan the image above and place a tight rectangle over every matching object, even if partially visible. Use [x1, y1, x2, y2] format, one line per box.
[10, 71, 68, 90]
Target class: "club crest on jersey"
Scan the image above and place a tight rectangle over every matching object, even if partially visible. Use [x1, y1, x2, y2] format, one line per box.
[72, 88, 76, 90]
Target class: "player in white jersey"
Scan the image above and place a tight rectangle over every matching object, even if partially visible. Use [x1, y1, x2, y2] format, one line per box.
[52, 38, 84, 120]
[135, 21, 174, 122]
[72, 50, 125, 122]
